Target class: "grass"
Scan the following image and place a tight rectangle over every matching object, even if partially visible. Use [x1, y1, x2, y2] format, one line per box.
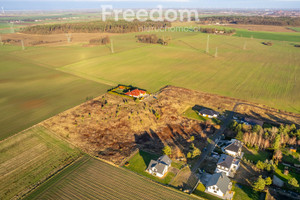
[243, 148, 272, 163]
[193, 183, 222, 200]
[183, 107, 221, 124]
[281, 148, 300, 165]
[289, 27, 300, 32]
[1, 28, 300, 139]
[234, 30, 300, 42]
[0, 126, 81, 200]
[0, 48, 111, 140]
[233, 184, 263, 200]
[124, 150, 176, 185]
[25, 155, 198, 200]
[274, 163, 300, 192]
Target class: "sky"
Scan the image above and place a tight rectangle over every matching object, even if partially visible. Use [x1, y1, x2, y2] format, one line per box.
[1, 0, 300, 10]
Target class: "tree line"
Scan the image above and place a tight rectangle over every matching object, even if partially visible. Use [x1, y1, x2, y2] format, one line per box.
[197, 16, 300, 26]
[230, 122, 300, 151]
[89, 36, 110, 45]
[135, 34, 171, 45]
[21, 20, 171, 34]
[197, 27, 236, 34]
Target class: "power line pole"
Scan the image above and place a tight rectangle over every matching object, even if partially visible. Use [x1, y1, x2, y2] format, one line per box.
[0, 34, 2, 45]
[206, 35, 209, 53]
[111, 40, 114, 53]
[215, 47, 218, 58]
[21, 40, 25, 50]
[243, 41, 247, 50]
[66, 34, 72, 43]
[10, 23, 14, 33]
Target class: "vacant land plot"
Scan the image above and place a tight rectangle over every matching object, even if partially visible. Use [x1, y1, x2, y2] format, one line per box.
[243, 147, 272, 163]
[0, 48, 111, 140]
[25, 155, 199, 200]
[227, 24, 295, 33]
[0, 126, 81, 200]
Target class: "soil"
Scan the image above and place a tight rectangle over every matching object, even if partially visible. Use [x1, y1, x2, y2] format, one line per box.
[42, 86, 300, 165]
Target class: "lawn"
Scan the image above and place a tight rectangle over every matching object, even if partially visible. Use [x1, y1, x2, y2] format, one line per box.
[193, 183, 222, 200]
[233, 184, 263, 200]
[281, 148, 300, 165]
[183, 107, 221, 124]
[0, 126, 81, 200]
[124, 150, 176, 185]
[243, 147, 272, 163]
[289, 27, 300, 32]
[25, 155, 198, 200]
[274, 163, 300, 192]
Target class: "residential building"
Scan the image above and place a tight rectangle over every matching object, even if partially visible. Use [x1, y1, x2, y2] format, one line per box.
[125, 89, 146, 98]
[215, 154, 240, 177]
[206, 172, 233, 199]
[146, 155, 172, 178]
[222, 139, 243, 158]
[199, 108, 219, 118]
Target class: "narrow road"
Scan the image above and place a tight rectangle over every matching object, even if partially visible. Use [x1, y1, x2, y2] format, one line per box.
[191, 105, 237, 173]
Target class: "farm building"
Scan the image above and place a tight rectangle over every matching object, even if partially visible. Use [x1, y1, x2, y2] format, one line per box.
[125, 89, 147, 98]
[199, 108, 219, 118]
[215, 154, 240, 177]
[222, 139, 243, 158]
[205, 172, 233, 199]
[146, 155, 172, 177]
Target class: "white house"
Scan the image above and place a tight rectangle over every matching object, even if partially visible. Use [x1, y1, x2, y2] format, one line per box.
[199, 108, 219, 118]
[146, 155, 172, 178]
[215, 154, 240, 177]
[206, 172, 233, 199]
[222, 139, 243, 158]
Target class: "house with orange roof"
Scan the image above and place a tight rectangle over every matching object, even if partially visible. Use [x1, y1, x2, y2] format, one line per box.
[125, 89, 147, 98]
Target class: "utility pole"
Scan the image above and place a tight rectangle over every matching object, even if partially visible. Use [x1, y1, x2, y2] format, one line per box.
[66, 34, 72, 43]
[111, 40, 114, 53]
[206, 35, 209, 53]
[243, 41, 247, 50]
[251, 35, 253, 40]
[0, 34, 2, 45]
[10, 23, 14, 33]
[215, 47, 218, 58]
[21, 40, 25, 50]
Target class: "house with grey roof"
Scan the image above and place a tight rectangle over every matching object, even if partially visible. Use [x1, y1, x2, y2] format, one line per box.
[146, 155, 172, 177]
[215, 154, 240, 177]
[205, 172, 233, 199]
[199, 108, 219, 118]
[222, 139, 243, 158]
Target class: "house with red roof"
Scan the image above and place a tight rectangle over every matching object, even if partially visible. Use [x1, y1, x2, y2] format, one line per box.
[125, 89, 147, 98]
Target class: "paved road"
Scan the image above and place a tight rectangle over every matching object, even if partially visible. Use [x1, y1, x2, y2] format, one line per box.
[191, 105, 237, 173]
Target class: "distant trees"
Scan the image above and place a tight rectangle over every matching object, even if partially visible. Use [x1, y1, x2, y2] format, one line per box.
[89, 36, 110, 45]
[197, 16, 300, 26]
[198, 27, 236, 34]
[255, 160, 275, 172]
[135, 34, 170, 45]
[21, 20, 171, 34]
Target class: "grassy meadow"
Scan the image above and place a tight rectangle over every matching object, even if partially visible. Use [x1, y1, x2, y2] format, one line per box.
[25, 155, 198, 200]
[0, 126, 81, 200]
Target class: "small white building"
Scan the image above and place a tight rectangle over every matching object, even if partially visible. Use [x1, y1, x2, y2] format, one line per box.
[199, 108, 219, 118]
[146, 155, 172, 178]
[222, 139, 243, 158]
[206, 172, 232, 199]
[215, 154, 240, 177]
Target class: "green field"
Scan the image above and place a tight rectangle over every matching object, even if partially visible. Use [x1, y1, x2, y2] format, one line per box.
[234, 30, 300, 42]
[289, 27, 300, 32]
[0, 126, 81, 200]
[124, 150, 176, 185]
[25, 155, 198, 200]
[0, 46, 111, 140]
[1, 27, 300, 140]
[243, 148, 272, 163]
